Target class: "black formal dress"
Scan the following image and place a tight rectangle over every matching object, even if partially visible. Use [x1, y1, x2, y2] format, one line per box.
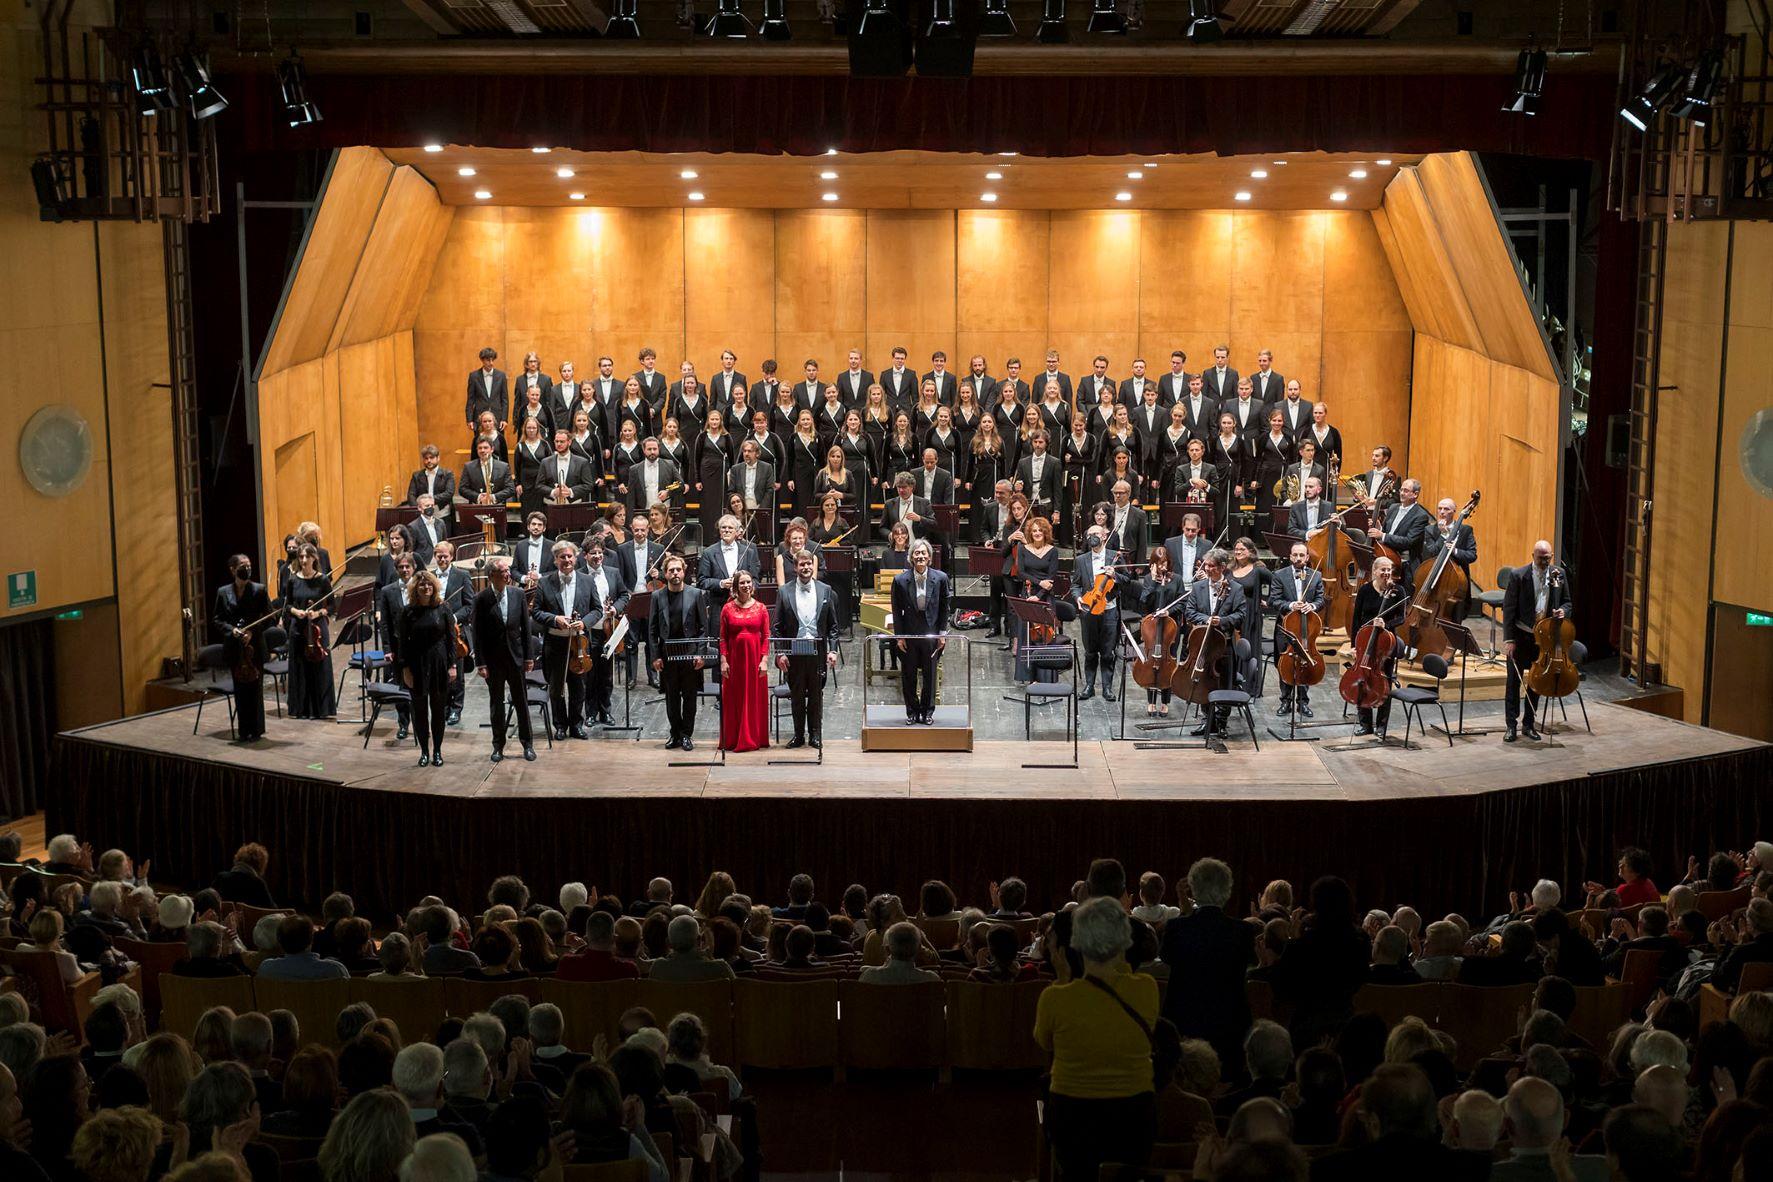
[1011, 545, 1068, 684]
[397, 603, 456, 756]
[693, 431, 736, 542]
[212, 580, 272, 740]
[283, 575, 336, 719]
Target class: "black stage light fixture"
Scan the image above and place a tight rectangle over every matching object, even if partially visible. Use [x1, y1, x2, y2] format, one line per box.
[130, 42, 169, 102]
[1088, 0, 1126, 34]
[1620, 62, 1684, 131]
[761, 0, 792, 38]
[1185, 0, 1223, 43]
[176, 50, 228, 120]
[980, 0, 1016, 36]
[1672, 48, 1724, 125]
[30, 158, 68, 221]
[1502, 47, 1546, 115]
[277, 52, 322, 127]
[849, 0, 909, 75]
[706, 0, 754, 36]
[1037, 0, 1068, 43]
[925, 0, 957, 37]
[605, 0, 642, 38]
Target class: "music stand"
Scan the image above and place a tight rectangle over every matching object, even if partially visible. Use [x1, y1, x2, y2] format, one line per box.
[457, 504, 506, 544]
[1262, 530, 1301, 562]
[1267, 625, 1322, 743]
[545, 503, 598, 536]
[1431, 620, 1495, 739]
[766, 636, 827, 767]
[820, 545, 858, 630]
[969, 544, 1008, 579]
[331, 583, 378, 724]
[1345, 506, 1373, 535]
[1002, 597, 1079, 770]
[664, 636, 725, 767]
[1268, 506, 1292, 537]
[1161, 501, 1215, 539]
[375, 506, 420, 536]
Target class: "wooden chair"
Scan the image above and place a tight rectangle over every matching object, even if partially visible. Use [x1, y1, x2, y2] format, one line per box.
[837, 979, 946, 1075]
[1352, 982, 1445, 1030]
[1740, 962, 1773, 994]
[945, 978, 1047, 1071]
[0, 947, 106, 1036]
[539, 979, 640, 1049]
[160, 973, 257, 1041]
[912, 916, 960, 950]
[632, 979, 737, 1065]
[113, 937, 188, 1029]
[1697, 886, 1751, 921]
[441, 975, 542, 1017]
[1566, 983, 1630, 1049]
[1699, 983, 1732, 1029]
[252, 978, 355, 1047]
[732, 979, 838, 1071]
[1440, 983, 1536, 1070]
[230, 904, 293, 937]
[561, 1163, 648, 1182]
[1613, 948, 1664, 1017]
[1243, 979, 1276, 1023]
[350, 977, 448, 1045]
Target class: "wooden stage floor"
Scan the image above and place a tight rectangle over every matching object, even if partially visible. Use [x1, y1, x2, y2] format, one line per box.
[64, 698, 1762, 804]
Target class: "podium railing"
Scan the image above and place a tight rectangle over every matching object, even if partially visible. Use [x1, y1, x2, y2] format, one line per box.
[858, 630, 975, 729]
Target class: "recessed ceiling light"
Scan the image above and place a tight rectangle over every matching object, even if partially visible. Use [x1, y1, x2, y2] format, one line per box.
[1250, 169, 1268, 179]
[680, 169, 698, 179]
[569, 192, 585, 200]
[822, 192, 839, 201]
[457, 166, 476, 177]
[981, 192, 998, 202]
[1330, 190, 1348, 202]
[1235, 191, 1252, 201]
[687, 191, 705, 201]
[474, 189, 492, 200]
[986, 171, 1003, 180]
[1115, 191, 1133, 202]
[556, 167, 575, 179]
[1272, 159, 1288, 165]
[826, 147, 839, 155]
[1376, 158, 1393, 165]
[1143, 162, 1157, 167]
[1127, 170, 1144, 180]
[531, 146, 552, 154]
[423, 143, 443, 153]
[999, 151, 1019, 157]
[820, 170, 838, 180]
[1349, 169, 1368, 179]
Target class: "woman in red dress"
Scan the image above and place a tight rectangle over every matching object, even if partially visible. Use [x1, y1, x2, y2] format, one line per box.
[719, 570, 771, 752]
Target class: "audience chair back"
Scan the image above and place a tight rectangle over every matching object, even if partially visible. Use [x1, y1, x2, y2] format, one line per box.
[733, 978, 840, 1070]
[442, 976, 542, 1016]
[0, 946, 103, 1036]
[1739, 962, 1773, 995]
[539, 979, 640, 1048]
[1614, 947, 1663, 1016]
[114, 937, 185, 1027]
[253, 978, 354, 1047]
[561, 1163, 649, 1182]
[159, 973, 255, 1040]
[912, 916, 960, 950]
[354, 977, 447, 1043]
[1565, 982, 1630, 1048]
[632, 979, 737, 1065]
[1353, 982, 1446, 1029]
[1697, 885, 1751, 921]
[838, 979, 946, 1072]
[945, 979, 1048, 1070]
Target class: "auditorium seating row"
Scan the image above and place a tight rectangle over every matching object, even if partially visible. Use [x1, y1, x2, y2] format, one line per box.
[154, 973, 1634, 1075]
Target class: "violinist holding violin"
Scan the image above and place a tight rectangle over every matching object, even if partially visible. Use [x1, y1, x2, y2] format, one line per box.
[1349, 556, 1409, 737]
[1069, 527, 1121, 703]
[1183, 549, 1245, 738]
[1502, 540, 1571, 744]
[1268, 543, 1326, 719]
[283, 542, 337, 720]
[213, 553, 272, 742]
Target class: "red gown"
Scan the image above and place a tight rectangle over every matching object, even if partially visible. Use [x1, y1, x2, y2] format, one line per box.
[719, 599, 771, 752]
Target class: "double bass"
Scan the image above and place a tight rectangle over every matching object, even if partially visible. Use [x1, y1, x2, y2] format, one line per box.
[1303, 495, 1367, 632]
[1401, 491, 1480, 662]
[1525, 568, 1579, 698]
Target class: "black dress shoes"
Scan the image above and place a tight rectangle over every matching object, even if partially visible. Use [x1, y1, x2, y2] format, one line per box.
[397, 723, 410, 741]
[787, 736, 806, 749]
[597, 711, 616, 726]
[681, 738, 695, 752]
[1299, 703, 1314, 718]
[431, 749, 444, 765]
[1277, 701, 1293, 716]
[1504, 725, 1518, 743]
[1102, 686, 1117, 702]
[570, 725, 590, 740]
[491, 749, 504, 763]
[1191, 721, 1212, 737]
[522, 745, 537, 761]
[1079, 685, 1096, 702]
[1354, 724, 1375, 737]
[447, 709, 461, 726]
[666, 736, 683, 750]
[810, 736, 822, 749]
[418, 752, 430, 767]
[553, 727, 568, 742]
[1521, 723, 1542, 742]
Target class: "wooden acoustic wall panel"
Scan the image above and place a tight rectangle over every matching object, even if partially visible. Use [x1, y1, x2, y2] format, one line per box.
[866, 211, 956, 381]
[774, 210, 867, 383]
[330, 165, 455, 351]
[955, 210, 1049, 376]
[257, 358, 344, 557]
[413, 206, 509, 454]
[1714, 223, 1773, 616]
[1230, 211, 1326, 408]
[262, 148, 394, 376]
[1414, 153, 1557, 383]
[1047, 211, 1140, 386]
[684, 208, 774, 389]
[1137, 211, 1234, 365]
[337, 335, 420, 544]
[1323, 210, 1415, 478]
[1379, 169, 1482, 354]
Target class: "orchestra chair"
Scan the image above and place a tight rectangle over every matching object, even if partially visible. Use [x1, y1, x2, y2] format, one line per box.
[159, 973, 255, 1040]
[253, 978, 354, 1047]
[1385, 653, 1452, 748]
[560, 1162, 648, 1182]
[336, 619, 391, 723]
[262, 626, 290, 718]
[1546, 640, 1594, 734]
[0, 946, 128, 1037]
[191, 644, 239, 739]
[944, 979, 1047, 1071]
[769, 676, 794, 741]
[1474, 567, 1512, 666]
[502, 681, 554, 749]
[732, 979, 839, 1072]
[361, 682, 414, 749]
[1696, 885, 1750, 921]
[1206, 638, 1263, 751]
[837, 979, 947, 1078]
[1020, 639, 1077, 742]
[113, 937, 185, 1028]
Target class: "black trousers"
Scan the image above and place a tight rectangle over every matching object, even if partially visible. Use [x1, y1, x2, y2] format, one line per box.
[899, 637, 940, 716]
[1505, 634, 1541, 725]
[485, 659, 534, 750]
[544, 644, 586, 728]
[662, 664, 701, 740]
[449, 650, 468, 711]
[1275, 621, 1312, 707]
[410, 671, 449, 752]
[1357, 656, 1398, 732]
[1080, 607, 1118, 682]
[235, 677, 267, 738]
[786, 653, 825, 739]
[1045, 1092, 1156, 1182]
[588, 649, 615, 717]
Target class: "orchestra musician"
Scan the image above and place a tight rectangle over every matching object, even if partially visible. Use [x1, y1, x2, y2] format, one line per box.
[614, 511, 666, 689]
[915, 448, 956, 507]
[976, 482, 1015, 637]
[432, 541, 473, 725]
[1184, 548, 1246, 738]
[1070, 525, 1121, 702]
[650, 553, 708, 751]
[1358, 446, 1401, 513]
[1202, 345, 1238, 404]
[396, 569, 458, 767]
[461, 437, 515, 510]
[773, 547, 841, 749]
[1277, 438, 1326, 508]
[376, 552, 418, 741]
[633, 347, 667, 404]
[376, 524, 419, 591]
[534, 540, 596, 740]
[1367, 478, 1431, 587]
[409, 495, 446, 566]
[1106, 480, 1148, 562]
[622, 436, 681, 518]
[283, 542, 336, 720]
[1250, 349, 1285, 406]
[1014, 429, 1062, 522]
[1349, 556, 1409, 737]
[466, 347, 508, 433]
[1269, 542, 1327, 718]
[1163, 513, 1209, 590]
[213, 553, 271, 743]
[1286, 477, 1334, 541]
[1156, 350, 1190, 405]
[1138, 547, 1186, 718]
[512, 418, 550, 516]
[1169, 438, 1224, 509]
[580, 538, 629, 728]
[1502, 540, 1572, 744]
[473, 556, 536, 762]
[510, 513, 554, 584]
[726, 438, 778, 530]
[1422, 496, 1480, 617]
[406, 445, 456, 525]
[882, 472, 937, 551]
[1305, 402, 1343, 471]
[891, 539, 951, 725]
[696, 514, 762, 624]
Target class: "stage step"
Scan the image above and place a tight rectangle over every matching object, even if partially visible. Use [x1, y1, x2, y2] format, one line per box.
[860, 705, 974, 752]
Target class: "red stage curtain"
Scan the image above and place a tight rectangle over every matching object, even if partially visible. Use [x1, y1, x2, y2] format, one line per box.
[226, 73, 1616, 160]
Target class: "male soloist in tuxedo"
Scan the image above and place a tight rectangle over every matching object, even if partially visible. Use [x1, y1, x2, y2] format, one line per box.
[1502, 540, 1572, 744]
[533, 540, 597, 740]
[1269, 542, 1328, 718]
[472, 558, 536, 761]
[406, 446, 457, 524]
[1070, 527, 1120, 702]
[891, 541, 951, 725]
[773, 549, 841, 748]
[650, 554, 709, 751]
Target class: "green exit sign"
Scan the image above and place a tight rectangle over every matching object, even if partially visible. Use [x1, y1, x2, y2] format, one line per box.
[1750, 611, 1773, 627]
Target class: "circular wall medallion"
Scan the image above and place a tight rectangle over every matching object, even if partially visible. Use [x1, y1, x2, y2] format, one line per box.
[18, 405, 94, 498]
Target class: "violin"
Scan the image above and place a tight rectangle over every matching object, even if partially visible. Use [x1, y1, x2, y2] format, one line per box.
[1337, 586, 1411, 709]
[1275, 605, 1326, 687]
[1525, 567, 1579, 698]
[1132, 587, 1184, 692]
[567, 612, 595, 675]
[1401, 490, 1480, 661]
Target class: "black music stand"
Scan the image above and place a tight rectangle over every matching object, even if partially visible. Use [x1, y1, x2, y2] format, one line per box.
[766, 637, 827, 767]
[664, 636, 725, 767]
[1344, 506, 1373, 536]
[932, 504, 960, 562]
[1268, 506, 1292, 537]
[375, 506, 420, 536]
[1002, 597, 1078, 770]
[1266, 624, 1322, 743]
[545, 503, 598, 537]
[820, 545, 858, 631]
[1261, 530, 1300, 562]
[970, 544, 1008, 579]
[331, 583, 378, 724]
[457, 504, 506, 545]
[593, 614, 642, 738]
[1161, 502, 1215, 540]
[1431, 620, 1495, 739]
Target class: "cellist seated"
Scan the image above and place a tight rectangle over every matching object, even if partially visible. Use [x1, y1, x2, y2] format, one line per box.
[1182, 547, 1246, 739]
[1069, 526, 1121, 704]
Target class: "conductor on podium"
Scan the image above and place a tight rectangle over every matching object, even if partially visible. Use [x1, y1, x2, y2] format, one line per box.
[891, 539, 950, 725]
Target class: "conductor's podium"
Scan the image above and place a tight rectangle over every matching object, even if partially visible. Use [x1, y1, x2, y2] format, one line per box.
[857, 596, 974, 752]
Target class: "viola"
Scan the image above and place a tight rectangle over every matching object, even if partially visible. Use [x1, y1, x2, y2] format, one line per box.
[1526, 568, 1579, 698]
[567, 613, 595, 675]
[303, 616, 327, 664]
[1078, 568, 1118, 616]
[1275, 607, 1325, 687]
[231, 626, 262, 684]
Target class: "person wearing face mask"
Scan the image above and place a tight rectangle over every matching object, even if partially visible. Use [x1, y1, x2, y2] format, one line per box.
[410, 493, 445, 564]
[213, 553, 272, 742]
[1069, 526, 1121, 702]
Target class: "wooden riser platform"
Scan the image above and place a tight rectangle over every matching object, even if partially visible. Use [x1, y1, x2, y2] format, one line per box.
[860, 705, 974, 752]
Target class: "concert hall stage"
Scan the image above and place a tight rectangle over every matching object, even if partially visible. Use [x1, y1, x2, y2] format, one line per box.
[49, 698, 1769, 924]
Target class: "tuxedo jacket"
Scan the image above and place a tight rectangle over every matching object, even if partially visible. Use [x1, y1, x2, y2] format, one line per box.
[1374, 502, 1432, 565]
[508, 534, 555, 580]
[1184, 578, 1247, 638]
[890, 567, 951, 637]
[1076, 374, 1118, 411]
[622, 457, 682, 513]
[709, 370, 748, 409]
[1421, 522, 1478, 570]
[1271, 396, 1311, 438]
[1032, 370, 1073, 404]
[1014, 453, 1063, 510]
[533, 569, 599, 644]
[1201, 367, 1240, 402]
[1157, 372, 1193, 405]
[1118, 377, 1156, 409]
[696, 541, 762, 591]
[633, 370, 667, 403]
[406, 467, 457, 513]
[1248, 369, 1287, 406]
[911, 465, 957, 505]
[922, 371, 958, 404]
[614, 539, 666, 592]
[726, 461, 778, 510]
[1268, 566, 1327, 615]
[1222, 397, 1265, 438]
[882, 495, 940, 545]
[836, 369, 874, 407]
[377, 582, 411, 652]
[1503, 562, 1574, 640]
[436, 566, 474, 625]
[793, 379, 826, 410]
[466, 367, 508, 426]
[538, 453, 598, 503]
[879, 367, 918, 404]
[1070, 548, 1120, 615]
[1105, 504, 1149, 559]
[407, 515, 446, 567]
[1169, 461, 1227, 504]
[459, 458, 515, 505]
[968, 373, 1000, 405]
[473, 583, 533, 669]
[773, 579, 842, 651]
[1286, 499, 1337, 541]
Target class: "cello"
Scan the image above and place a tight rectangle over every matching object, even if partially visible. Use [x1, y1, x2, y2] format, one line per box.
[1337, 585, 1413, 709]
[1274, 606, 1326, 689]
[1171, 580, 1231, 707]
[1525, 568, 1579, 698]
[1401, 490, 1480, 662]
[1132, 589, 1186, 693]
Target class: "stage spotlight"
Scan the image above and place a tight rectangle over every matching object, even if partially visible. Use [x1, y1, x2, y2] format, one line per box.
[1037, 0, 1068, 43]
[761, 0, 792, 39]
[1620, 63, 1685, 131]
[1185, 0, 1223, 43]
[175, 50, 228, 120]
[1088, 0, 1126, 35]
[925, 0, 957, 37]
[980, 0, 1016, 37]
[850, 0, 908, 76]
[1672, 48, 1724, 125]
[277, 53, 321, 128]
[130, 42, 170, 107]
[605, 0, 641, 38]
[706, 0, 753, 37]
[1502, 47, 1547, 115]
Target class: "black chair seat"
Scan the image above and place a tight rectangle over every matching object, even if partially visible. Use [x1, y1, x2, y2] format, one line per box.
[1472, 589, 1505, 605]
[1389, 686, 1439, 706]
[263, 659, 289, 676]
[1207, 689, 1250, 706]
[1026, 682, 1074, 699]
[206, 675, 238, 696]
[365, 682, 410, 704]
